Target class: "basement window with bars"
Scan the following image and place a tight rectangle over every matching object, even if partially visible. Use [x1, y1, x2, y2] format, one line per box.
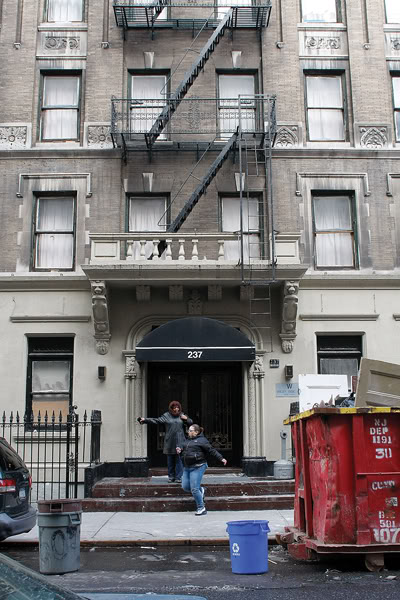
[221, 196, 261, 261]
[385, 0, 400, 23]
[312, 193, 357, 268]
[218, 74, 256, 138]
[301, 0, 339, 22]
[130, 74, 168, 139]
[32, 195, 75, 271]
[317, 335, 362, 389]
[40, 73, 81, 141]
[26, 338, 74, 420]
[128, 196, 167, 259]
[46, 0, 84, 22]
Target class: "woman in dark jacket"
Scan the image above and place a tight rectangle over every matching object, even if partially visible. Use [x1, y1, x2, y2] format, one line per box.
[139, 401, 192, 483]
[177, 424, 227, 516]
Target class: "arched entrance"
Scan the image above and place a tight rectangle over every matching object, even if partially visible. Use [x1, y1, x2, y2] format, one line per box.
[136, 317, 255, 467]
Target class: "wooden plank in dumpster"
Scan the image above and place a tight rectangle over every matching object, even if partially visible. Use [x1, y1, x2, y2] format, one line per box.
[355, 358, 400, 408]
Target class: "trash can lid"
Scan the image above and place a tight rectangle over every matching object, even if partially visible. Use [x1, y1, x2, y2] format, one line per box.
[38, 499, 82, 513]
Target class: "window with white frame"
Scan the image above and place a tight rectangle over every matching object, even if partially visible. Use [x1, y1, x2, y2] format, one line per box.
[130, 75, 167, 139]
[33, 196, 75, 270]
[128, 196, 167, 259]
[26, 337, 74, 420]
[40, 74, 80, 141]
[312, 193, 356, 268]
[301, 0, 338, 22]
[317, 335, 362, 389]
[47, 0, 83, 22]
[217, 0, 251, 19]
[305, 74, 345, 141]
[392, 76, 400, 141]
[218, 74, 256, 138]
[221, 196, 260, 261]
[385, 0, 400, 24]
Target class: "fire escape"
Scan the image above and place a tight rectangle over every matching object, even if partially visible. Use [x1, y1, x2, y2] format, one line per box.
[111, 1, 276, 345]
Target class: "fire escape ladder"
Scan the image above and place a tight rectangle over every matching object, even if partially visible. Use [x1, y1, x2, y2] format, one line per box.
[145, 8, 233, 148]
[167, 131, 238, 233]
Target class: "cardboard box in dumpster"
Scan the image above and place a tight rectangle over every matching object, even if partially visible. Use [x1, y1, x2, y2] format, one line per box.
[355, 358, 400, 408]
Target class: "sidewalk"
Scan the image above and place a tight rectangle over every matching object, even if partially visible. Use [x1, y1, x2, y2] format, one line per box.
[2, 509, 294, 547]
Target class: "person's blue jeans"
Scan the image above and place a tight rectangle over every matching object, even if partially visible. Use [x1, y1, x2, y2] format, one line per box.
[167, 454, 183, 480]
[182, 463, 208, 509]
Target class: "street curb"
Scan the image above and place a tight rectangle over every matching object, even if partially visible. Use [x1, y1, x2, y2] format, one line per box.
[1, 536, 278, 549]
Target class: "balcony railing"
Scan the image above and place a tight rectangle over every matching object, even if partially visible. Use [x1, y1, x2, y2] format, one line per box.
[89, 232, 301, 264]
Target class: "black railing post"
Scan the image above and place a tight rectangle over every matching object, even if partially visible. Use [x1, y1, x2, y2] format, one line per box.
[90, 410, 102, 465]
[73, 409, 79, 499]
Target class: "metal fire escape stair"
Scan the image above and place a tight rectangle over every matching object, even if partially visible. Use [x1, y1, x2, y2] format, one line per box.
[167, 131, 238, 232]
[145, 8, 234, 148]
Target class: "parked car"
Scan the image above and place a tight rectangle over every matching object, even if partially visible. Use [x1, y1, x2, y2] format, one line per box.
[0, 552, 207, 600]
[0, 437, 36, 541]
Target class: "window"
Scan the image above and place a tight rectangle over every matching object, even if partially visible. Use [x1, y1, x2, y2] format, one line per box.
[130, 75, 167, 139]
[47, 0, 83, 22]
[301, 0, 338, 22]
[40, 74, 80, 141]
[33, 196, 75, 270]
[385, 0, 400, 23]
[128, 196, 167, 258]
[305, 74, 345, 141]
[317, 335, 362, 389]
[312, 193, 356, 268]
[392, 76, 400, 141]
[26, 338, 74, 420]
[217, 0, 251, 19]
[221, 196, 260, 260]
[218, 74, 256, 138]
[133, 0, 167, 20]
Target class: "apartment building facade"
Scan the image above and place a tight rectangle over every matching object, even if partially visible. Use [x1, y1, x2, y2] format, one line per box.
[0, 0, 400, 476]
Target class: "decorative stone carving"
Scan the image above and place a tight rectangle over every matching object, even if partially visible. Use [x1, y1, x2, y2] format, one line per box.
[169, 285, 183, 302]
[252, 355, 265, 379]
[187, 289, 203, 315]
[280, 280, 299, 354]
[391, 38, 400, 51]
[208, 285, 222, 301]
[91, 281, 111, 354]
[305, 36, 340, 49]
[87, 125, 113, 148]
[125, 356, 137, 379]
[274, 126, 299, 148]
[136, 285, 151, 302]
[0, 126, 27, 149]
[359, 126, 388, 149]
[44, 36, 80, 50]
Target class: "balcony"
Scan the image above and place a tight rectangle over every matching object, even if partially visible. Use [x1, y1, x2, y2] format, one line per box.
[82, 232, 305, 285]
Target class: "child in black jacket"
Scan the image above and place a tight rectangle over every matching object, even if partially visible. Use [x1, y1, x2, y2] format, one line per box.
[177, 424, 227, 516]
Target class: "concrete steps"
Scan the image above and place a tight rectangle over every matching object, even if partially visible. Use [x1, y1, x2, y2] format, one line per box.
[82, 474, 295, 512]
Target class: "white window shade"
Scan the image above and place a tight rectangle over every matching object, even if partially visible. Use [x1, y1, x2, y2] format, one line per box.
[35, 197, 75, 269]
[222, 197, 260, 260]
[47, 0, 83, 22]
[306, 76, 344, 140]
[32, 361, 70, 393]
[131, 75, 167, 137]
[302, 0, 337, 22]
[41, 76, 80, 140]
[313, 195, 355, 268]
[386, 0, 400, 23]
[219, 75, 255, 136]
[129, 197, 166, 259]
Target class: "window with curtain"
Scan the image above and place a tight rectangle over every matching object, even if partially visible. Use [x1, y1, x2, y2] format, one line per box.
[26, 338, 74, 420]
[217, 0, 252, 19]
[47, 0, 83, 22]
[221, 196, 260, 261]
[218, 74, 256, 138]
[40, 75, 80, 141]
[129, 196, 167, 258]
[305, 74, 345, 141]
[317, 335, 362, 389]
[130, 75, 167, 139]
[385, 0, 400, 23]
[133, 0, 168, 20]
[392, 76, 400, 141]
[301, 0, 338, 22]
[312, 194, 356, 268]
[33, 196, 75, 270]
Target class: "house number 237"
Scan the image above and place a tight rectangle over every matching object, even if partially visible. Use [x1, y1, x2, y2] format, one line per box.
[187, 351, 203, 359]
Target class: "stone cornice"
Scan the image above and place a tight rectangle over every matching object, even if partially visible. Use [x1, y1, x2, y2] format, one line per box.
[0, 275, 90, 291]
[299, 313, 379, 321]
[301, 274, 400, 289]
[10, 315, 91, 323]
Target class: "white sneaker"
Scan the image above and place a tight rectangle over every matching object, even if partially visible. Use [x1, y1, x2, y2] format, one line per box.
[195, 506, 207, 516]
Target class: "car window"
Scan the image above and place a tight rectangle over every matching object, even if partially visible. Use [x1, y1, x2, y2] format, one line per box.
[0, 440, 26, 471]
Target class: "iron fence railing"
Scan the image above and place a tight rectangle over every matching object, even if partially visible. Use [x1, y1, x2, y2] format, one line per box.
[1, 408, 101, 503]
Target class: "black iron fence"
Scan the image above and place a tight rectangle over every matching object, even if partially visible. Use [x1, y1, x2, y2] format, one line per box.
[1, 408, 101, 503]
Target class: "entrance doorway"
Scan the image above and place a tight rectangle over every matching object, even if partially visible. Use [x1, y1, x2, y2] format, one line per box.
[147, 362, 243, 467]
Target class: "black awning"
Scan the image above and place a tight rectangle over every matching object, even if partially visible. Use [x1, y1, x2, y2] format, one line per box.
[136, 317, 255, 362]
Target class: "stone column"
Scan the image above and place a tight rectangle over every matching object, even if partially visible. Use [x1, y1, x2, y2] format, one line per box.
[242, 354, 268, 477]
[124, 353, 148, 477]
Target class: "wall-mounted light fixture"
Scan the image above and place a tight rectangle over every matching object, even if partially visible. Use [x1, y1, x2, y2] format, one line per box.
[285, 365, 294, 380]
[98, 366, 106, 381]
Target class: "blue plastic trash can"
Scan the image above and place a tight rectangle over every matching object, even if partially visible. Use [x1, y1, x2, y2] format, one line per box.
[226, 520, 270, 574]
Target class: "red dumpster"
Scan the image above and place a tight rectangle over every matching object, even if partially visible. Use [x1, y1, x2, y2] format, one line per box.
[280, 407, 400, 570]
